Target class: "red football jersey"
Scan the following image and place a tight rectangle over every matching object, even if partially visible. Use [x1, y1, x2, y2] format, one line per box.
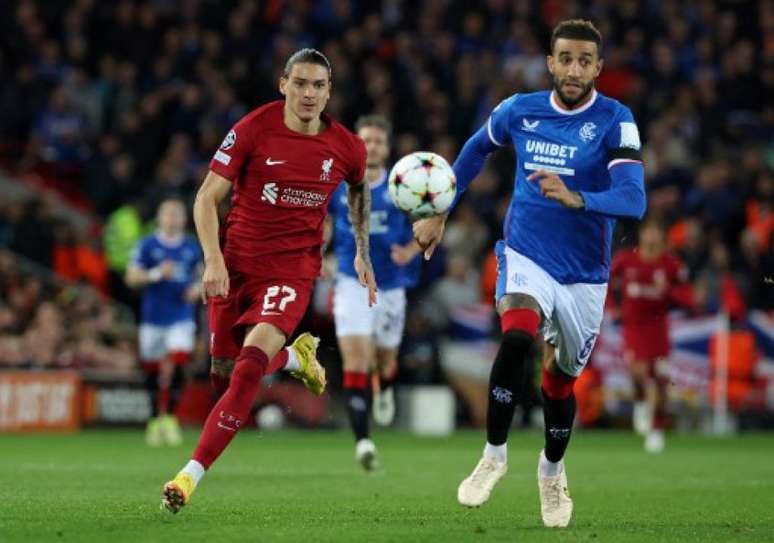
[609, 249, 691, 359]
[208, 101, 366, 280]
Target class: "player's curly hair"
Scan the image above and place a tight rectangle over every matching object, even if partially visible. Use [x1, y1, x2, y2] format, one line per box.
[551, 19, 603, 54]
[283, 48, 332, 81]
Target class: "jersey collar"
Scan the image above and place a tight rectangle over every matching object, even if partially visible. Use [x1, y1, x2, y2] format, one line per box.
[155, 231, 185, 248]
[368, 169, 387, 189]
[549, 89, 598, 115]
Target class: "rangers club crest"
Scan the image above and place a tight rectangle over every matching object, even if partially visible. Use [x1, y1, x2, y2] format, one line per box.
[320, 158, 334, 181]
[579, 122, 597, 143]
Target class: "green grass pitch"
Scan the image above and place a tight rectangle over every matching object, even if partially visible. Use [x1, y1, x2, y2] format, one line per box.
[1, 429, 773, 542]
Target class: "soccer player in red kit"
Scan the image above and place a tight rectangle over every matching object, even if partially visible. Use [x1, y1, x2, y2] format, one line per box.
[609, 220, 694, 453]
[161, 48, 376, 513]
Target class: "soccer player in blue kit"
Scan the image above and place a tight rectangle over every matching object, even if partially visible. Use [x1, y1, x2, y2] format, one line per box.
[328, 115, 420, 470]
[414, 20, 646, 527]
[126, 199, 203, 447]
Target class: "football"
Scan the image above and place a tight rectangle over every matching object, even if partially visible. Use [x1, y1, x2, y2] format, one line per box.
[387, 151, 457, 218]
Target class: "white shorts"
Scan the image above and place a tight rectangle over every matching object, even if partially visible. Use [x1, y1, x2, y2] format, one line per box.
[495, 242, 607, 377]
[333, 274, 406, 349]
[138, 321, 196, 361]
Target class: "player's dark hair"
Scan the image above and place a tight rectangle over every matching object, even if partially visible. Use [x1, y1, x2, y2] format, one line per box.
[551, 19, 603, 55]
[355, 115, 392, 138]
[283, 48, 332, 81]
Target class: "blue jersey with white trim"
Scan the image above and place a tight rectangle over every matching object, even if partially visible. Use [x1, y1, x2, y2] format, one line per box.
[130, 234, 202, 325]
[485, 90, 644, 284]
[329, 173, 420, 290]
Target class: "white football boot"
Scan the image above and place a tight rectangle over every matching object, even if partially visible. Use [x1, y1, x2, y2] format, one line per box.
[633, 401, 652, 436]
[644, 429, 665, 453]
[457, 456, 507, 507]
[356, 438, 378, 471]
[373, 387, 396, 427]
[537, 452, 573, 528]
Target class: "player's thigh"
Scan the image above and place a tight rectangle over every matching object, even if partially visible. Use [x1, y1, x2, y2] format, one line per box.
[237, 277, 313, 356]
[333, 274, 376, 338]
[549, 282, 607, 377]
[494, 241, 553, 323]
[164, 320, 196, 357]
[337, 335, 375, 373]
[373, 287, 406, 350]
[139, 324, 166, 362]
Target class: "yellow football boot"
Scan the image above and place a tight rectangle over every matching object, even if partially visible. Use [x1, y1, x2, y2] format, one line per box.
[161, 472, 196, 514]
[289, 333, 326, 395]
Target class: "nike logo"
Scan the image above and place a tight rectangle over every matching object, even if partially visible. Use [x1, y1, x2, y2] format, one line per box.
[261, 310, 281, 316]
[217, 422, 237, 432]
[265, 158, 287, 165]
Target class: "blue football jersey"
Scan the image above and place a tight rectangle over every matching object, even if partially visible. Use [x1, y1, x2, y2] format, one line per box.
[487, 90, 643, 284]
[329, 173, 420, 290]
[130, 233, 203, 325]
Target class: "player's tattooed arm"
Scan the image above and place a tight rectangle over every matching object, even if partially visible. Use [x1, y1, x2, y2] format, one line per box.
[194, 170, 232, 301]
[347, 181, 378, 305]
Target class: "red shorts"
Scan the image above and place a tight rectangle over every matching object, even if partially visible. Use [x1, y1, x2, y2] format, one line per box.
[208, 271, 313, 359]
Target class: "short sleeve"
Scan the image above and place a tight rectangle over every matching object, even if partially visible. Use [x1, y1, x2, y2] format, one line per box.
[486, 94, 517, 147]
[129, 239, 152, 269]
[208, 116, 255, 181]
[346, 136, 367, 185]
[604, 105, 642, 168]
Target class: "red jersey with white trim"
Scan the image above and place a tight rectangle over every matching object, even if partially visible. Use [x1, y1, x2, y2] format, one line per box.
[208, 101, 366, 280]
[609, 249, 691, 359]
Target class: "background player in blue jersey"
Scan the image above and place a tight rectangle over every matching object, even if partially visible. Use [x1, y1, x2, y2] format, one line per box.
[126, 199, 203, 447]
[414, 20, 646, 527]
[327, 115, 420, 470]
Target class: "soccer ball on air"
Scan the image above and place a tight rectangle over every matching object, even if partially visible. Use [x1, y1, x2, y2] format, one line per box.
[388, 152, 457, 219]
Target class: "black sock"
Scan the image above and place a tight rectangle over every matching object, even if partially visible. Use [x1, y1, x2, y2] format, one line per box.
[168, 365, 185, 415]
[542, 389, 576, 463]
[144, 370, 159, 418]
[345, 386, 371, 441]
[487, 330, 535, 445]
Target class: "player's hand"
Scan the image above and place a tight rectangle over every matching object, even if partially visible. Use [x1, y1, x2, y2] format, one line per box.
[201, 257, 229, 303]
[159, 260, 177, 279]
[354, 253, 377, 307]
[390, 241, 421, 266]
[413, 214, 446, 260]
[527, 169, 584, 209]
[183, 283, 202, 303]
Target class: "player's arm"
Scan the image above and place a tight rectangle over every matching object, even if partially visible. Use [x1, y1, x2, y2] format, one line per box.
[125, 241, 175, 289]
[577, 111, 646, 219]
[193, 170, 232, 301]
[347, 180, 377, 305]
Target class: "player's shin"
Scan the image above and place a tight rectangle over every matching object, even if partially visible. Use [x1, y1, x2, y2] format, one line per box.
[343, 371, 371, 441]
[191, 346, 269, 469]
[541, 367, 577, 469]
[486, 309, 540, 459]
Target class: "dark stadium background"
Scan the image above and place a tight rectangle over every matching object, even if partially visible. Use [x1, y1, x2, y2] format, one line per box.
[0, 0, 771, 433]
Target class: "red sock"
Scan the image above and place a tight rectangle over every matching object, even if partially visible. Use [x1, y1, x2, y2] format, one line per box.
[157, 386, 170, 414]
[210, 372, 230, 397]
[193, 346, 268, 469]
[266, 348, 289, 375]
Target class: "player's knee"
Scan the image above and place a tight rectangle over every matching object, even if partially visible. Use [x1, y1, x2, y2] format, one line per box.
[211, 357, 235, 378]
[541, 366, 576, 400]
[501, 308, 540, 338]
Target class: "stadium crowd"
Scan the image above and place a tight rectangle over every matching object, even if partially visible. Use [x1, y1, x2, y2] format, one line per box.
[0, 0, 771, 381]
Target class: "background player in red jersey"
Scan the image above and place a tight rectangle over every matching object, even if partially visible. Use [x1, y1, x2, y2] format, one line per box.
[161, 48, 376, 513]
[609, 220, 696, 452]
